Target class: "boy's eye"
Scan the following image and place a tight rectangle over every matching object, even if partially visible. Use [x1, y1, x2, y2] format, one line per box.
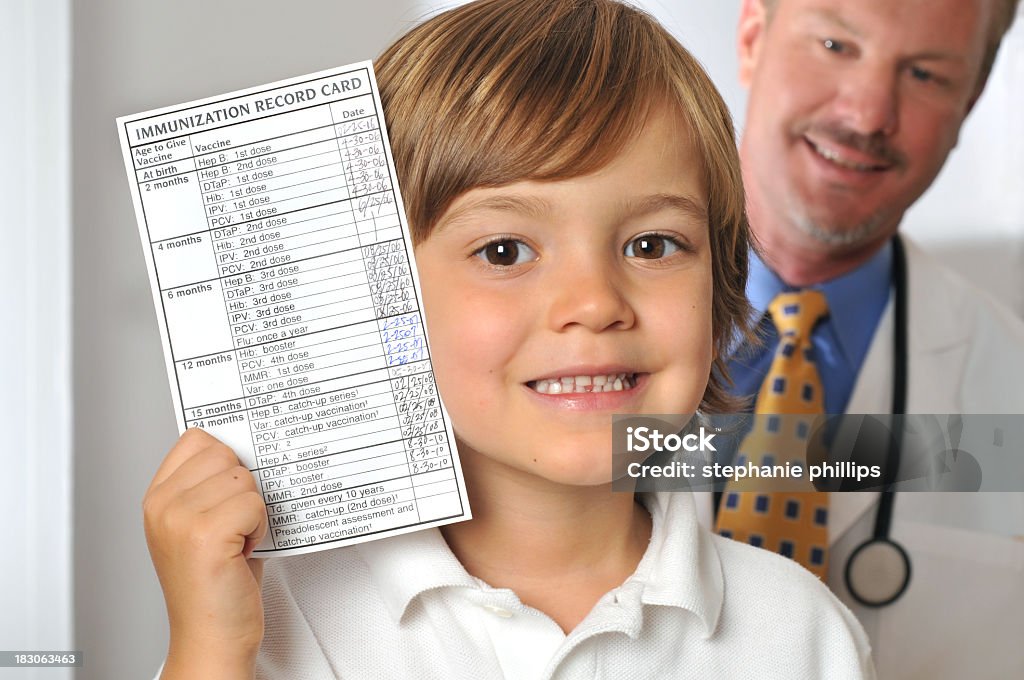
[474, 239, 538, 266]
[624, 234, 683, 260]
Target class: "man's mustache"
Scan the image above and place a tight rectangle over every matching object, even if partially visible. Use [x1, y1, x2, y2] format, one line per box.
[802, 122, 906, 168]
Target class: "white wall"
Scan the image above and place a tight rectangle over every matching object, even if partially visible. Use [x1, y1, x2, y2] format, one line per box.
[2, 1, 72, 679]
[72, 2, 1023, 679]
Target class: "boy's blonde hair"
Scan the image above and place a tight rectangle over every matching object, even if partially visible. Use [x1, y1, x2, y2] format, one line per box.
[376, 0, 751, 413]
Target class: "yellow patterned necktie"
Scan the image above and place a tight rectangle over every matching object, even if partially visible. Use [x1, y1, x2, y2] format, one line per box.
[715, 290, 830, 578]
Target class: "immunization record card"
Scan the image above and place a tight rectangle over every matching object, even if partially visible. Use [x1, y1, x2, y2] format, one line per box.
[117, 62, 470, 556]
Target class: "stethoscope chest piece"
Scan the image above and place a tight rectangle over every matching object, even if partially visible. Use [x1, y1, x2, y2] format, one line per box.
[844, 537, 912, 608]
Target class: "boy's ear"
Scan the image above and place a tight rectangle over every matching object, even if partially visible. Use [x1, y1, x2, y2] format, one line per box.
[737, 0, 769, 88]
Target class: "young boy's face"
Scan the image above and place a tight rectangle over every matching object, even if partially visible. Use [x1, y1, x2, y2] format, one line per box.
[415, 105, 714, 487]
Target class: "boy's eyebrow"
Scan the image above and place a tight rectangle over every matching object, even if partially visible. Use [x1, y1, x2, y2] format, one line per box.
[625, 193, 708, 224]
[435, 192, 708, 233]
[436, 194, 551, 233]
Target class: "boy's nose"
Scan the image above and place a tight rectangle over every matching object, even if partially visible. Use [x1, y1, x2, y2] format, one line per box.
[544, 259, 636, 333]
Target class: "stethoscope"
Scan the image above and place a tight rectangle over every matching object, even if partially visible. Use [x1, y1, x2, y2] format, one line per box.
[713, 234, 913, 608]
[843, 234, 912, 609]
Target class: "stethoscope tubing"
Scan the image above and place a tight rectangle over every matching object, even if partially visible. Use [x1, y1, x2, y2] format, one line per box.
[874, 234, 908, 545]
[844, 234, 912, 609]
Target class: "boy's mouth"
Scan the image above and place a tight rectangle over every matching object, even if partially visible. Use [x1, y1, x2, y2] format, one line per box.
[527, 373, 638, 395]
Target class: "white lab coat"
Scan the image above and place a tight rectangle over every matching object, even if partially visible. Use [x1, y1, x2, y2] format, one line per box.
[698, 238, 1024, 679]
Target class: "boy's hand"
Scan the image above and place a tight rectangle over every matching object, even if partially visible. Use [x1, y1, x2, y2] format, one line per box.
[143, 428, 268, 678]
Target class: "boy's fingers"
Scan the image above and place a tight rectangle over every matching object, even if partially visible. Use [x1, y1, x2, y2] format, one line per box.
[148, 428, 225, 490]
[194, 490, 269, 558]
[178, 465, 260, 515]
[154, 446, 247, 503]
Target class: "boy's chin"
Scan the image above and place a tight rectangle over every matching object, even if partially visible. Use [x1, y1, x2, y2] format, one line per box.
[456, 432, 620, 488]
[512, 445, 617, 489]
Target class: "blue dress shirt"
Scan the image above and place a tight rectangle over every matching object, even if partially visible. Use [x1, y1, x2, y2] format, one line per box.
[727, 243, 893, 415]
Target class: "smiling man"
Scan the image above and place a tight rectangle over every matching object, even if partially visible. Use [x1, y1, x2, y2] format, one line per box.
[718, 0, 1024, 678]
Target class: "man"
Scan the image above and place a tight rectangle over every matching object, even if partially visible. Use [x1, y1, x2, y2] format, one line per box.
[715, 0, 1024, 678]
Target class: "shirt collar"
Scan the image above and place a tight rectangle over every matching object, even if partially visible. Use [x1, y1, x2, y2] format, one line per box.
[631, 492, 724, 638]
[745, 243, 892, 364]
[355, 526, 477, 623]
[355, 492, 725, 638]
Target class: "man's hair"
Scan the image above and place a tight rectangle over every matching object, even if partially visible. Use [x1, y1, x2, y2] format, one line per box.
[375, 0, 752, 413]
[983, 0, 1023, 84]
[762, 0, 1021, 89]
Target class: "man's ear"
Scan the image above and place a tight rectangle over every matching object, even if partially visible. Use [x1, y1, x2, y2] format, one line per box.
[964, 73, 988, 120]
[950, 86, 983, 151]
[738, 0, 769, 88]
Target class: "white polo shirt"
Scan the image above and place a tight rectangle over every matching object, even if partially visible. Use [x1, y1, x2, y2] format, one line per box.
[253, 491, 874, 679]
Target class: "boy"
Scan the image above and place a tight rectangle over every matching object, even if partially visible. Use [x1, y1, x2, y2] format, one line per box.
[144, 1, 875, 677]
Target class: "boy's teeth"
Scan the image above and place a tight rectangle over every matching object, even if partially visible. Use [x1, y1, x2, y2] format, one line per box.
[531, 373, 635, 394]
